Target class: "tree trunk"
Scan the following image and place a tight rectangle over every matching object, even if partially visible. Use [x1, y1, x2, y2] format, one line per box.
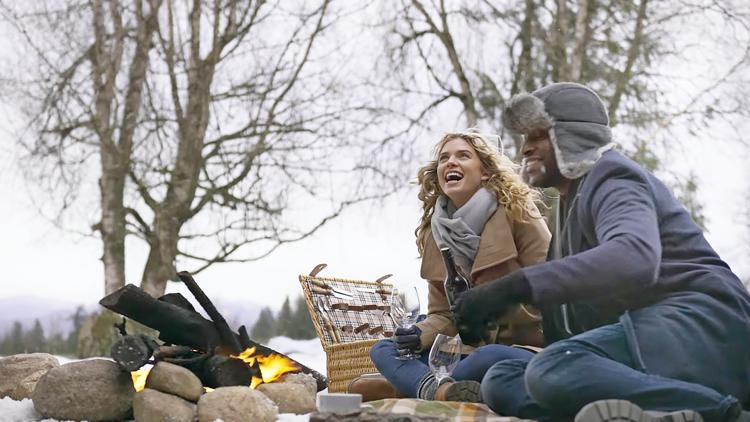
[139, 3, 217, 297]
[94, 0, 161, 295]
[570, 0, 595, 81]
[509, 0, 537, 154]
[552, 0, 569, 80]
[140, 221, 179, 297]
[92, 0, 126, 295]
[609, 0, 649, 124]
[99, 165, 128, 295]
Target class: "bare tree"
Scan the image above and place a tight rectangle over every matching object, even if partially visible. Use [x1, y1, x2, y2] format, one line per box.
[2, 0, 404, 297]
[375, 0, 750, 224]
[380, 0, 750, 143]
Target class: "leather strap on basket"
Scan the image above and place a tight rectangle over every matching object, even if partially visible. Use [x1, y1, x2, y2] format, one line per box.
[309, 263, 327, 277]
[374, 274, 392, 284]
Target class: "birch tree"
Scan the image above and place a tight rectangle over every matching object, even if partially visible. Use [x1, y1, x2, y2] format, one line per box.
[2, 0, 403, 297]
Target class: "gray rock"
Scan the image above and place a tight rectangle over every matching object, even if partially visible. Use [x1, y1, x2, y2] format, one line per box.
[197, 386, 277, 422]
[279, 372, 318, 396]
[32, 359, 134, 421]
[133, 388, 195, 422]
[0, 353, 59, 400]
[145, 361, 204, 402]
[257, 382, 315, 414]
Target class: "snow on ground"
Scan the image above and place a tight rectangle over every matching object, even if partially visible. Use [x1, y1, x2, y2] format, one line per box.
[0, 337, 327, 422]
[266, 337, 326, 375]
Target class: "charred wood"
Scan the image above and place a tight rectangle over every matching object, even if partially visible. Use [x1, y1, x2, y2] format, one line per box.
[111, 334, 159, 372]
[100, 284, 328, 391]
[158, 293, 196, 312]
[177, 271, 242, 354]
[153, 345, 199, 360]
[188, 355, 259, 389]
[99, 284, 222, 350]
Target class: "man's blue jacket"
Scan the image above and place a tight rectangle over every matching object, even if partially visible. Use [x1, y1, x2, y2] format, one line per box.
[522, 150, 750, 405]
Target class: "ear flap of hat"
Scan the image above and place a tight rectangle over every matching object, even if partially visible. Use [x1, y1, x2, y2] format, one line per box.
[501, 93, 553, 135]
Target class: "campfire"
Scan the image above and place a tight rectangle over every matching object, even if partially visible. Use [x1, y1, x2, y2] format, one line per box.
[100, 271, 325, 393]
[234, 346, 300, 388]
[130, 346, 299, 392]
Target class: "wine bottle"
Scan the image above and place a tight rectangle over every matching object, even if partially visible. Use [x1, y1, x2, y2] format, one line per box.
[440, 247, 471, 307]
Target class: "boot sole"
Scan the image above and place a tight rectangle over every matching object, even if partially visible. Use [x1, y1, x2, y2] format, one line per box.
[575, 400, 703, 422]
[443, 380, 482, 403]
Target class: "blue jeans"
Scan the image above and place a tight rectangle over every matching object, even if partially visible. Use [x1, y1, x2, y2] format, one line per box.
[371, 338, 534, 398]
[481, 322, 742, 422]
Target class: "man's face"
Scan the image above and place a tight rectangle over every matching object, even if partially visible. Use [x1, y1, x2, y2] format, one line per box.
[520, 129, 564, 189]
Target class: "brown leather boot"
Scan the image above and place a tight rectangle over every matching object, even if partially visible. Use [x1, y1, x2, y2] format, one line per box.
[346, 373, 406, 402]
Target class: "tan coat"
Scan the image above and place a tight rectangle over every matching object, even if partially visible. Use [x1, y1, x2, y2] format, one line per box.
[415, 206, 551, 352]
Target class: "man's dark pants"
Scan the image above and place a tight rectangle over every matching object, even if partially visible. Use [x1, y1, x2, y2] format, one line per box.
[482, 322, 743, 422]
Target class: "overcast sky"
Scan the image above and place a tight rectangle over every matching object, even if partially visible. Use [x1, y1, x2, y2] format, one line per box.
[0, 2, 748, 312]
[1, 115, 748, 311]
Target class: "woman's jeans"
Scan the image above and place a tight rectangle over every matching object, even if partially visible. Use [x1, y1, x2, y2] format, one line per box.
[370, 338, 534, 398]
[481, 322, 743, 422]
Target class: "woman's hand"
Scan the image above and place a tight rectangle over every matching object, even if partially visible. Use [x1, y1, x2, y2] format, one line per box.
[451, 271, 532, 346]
[393, 325, 422, 354]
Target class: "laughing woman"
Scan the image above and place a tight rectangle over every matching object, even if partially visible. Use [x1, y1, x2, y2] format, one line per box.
[364, 131, 551, 402]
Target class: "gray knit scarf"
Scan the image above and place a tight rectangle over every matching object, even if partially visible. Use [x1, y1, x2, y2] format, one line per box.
[430, 187, 498, 274]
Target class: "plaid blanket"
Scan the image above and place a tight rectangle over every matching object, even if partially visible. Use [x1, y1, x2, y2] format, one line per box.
[366, 398, 534, 422]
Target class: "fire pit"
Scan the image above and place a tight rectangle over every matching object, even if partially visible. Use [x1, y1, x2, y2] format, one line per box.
[100, 271, 327, 392]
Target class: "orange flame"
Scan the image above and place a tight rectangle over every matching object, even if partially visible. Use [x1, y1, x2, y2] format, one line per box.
[131, 367, 151, 392]
[130, 347, 299, 391]
[132, 366, 214, 393]
[232, 346, 300, 388]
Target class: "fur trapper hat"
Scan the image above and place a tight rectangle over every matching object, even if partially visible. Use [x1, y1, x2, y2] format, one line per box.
[502, 82, 615, 179]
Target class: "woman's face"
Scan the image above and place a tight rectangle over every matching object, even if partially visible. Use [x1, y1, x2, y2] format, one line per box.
[436, 138, 489, 209]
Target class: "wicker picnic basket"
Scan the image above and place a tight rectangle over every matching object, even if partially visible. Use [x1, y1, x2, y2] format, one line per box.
[299, 264, 397, 392]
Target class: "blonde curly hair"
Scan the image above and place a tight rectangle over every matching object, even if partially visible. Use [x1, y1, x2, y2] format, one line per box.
[415, 131, 543, 256]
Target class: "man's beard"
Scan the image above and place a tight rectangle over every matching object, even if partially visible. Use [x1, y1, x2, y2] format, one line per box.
[521, 159, 547, 187]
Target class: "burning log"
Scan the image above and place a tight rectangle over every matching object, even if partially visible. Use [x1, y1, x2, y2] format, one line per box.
[159, 292, 197, 312]
[99, 279, 328, 391]
[189, 355, 259, 389]
[99, 284, 222, 349]
[176, 271, 243, 354]
[110, 334, 159, 372]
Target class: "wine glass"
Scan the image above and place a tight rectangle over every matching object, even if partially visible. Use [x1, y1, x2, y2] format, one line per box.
[428, 334, 462, 384]
[391, 285, 421, 360]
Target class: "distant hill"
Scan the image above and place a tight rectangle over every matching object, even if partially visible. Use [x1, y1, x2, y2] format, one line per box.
[0, 295, 264, 338]
[0, 296, 95, 337]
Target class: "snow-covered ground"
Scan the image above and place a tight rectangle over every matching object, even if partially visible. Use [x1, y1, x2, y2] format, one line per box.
[0, 337, 326, 422]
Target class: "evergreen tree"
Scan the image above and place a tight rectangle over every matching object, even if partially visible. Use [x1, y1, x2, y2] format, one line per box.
[9, 321, 25, 354]
[276, 297, 293, 338]
[250, 307, 277, 343]
[287, 296, 317, 340]
[66, 306, 87, 355]
[46, 333, 66, 355]
[0, 331, 10, 355]
[26, 320, 45, 353]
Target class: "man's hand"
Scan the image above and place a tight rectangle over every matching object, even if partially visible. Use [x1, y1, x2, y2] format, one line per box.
[451, 271, 532, 346]
[393, 325, 422, 354]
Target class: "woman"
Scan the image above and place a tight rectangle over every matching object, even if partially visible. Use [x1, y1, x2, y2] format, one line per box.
[368, 131, 551, 402]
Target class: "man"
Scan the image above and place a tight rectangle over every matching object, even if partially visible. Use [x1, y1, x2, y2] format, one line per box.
[452, 82, 750, 422]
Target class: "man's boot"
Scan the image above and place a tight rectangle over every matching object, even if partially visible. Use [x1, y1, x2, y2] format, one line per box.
[434, 380, 483, 402]
[347, 373, 406, 402]
[575, 399, 703, 422]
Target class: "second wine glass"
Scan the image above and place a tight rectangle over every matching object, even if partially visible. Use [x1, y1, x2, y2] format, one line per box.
[428, 333, 462, 384]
